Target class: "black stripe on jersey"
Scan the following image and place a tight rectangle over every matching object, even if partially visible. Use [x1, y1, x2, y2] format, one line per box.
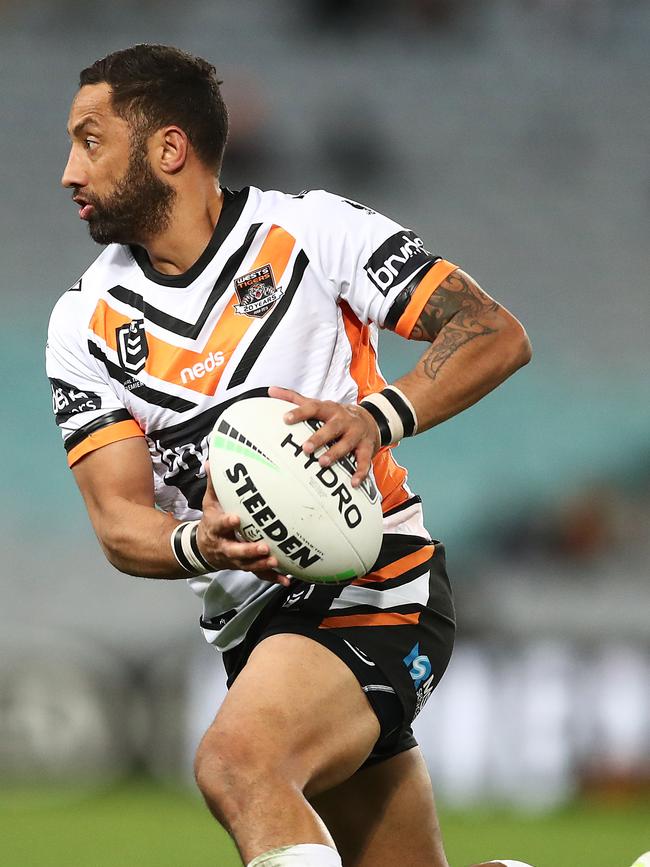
[64, 409, 133, 454]
[146, 386, 270, 511]
[383, 495, 422, 518]
[146, 386, 271, 444]
[87, 341, 197, 413]
[129, 187, 250, 288]
[109, 222, 263, 338]
[383, 257, 441, 331]
[226, 250, 310, 389]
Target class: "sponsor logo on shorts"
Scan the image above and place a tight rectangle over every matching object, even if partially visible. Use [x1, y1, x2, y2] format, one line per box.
[403, 643, 435, 717]
[364, 230, 433, 296]
[343, 639, 376, 667]
[116, 319, 149, 374]
[233, 263, 284, 318]
[50, 378, 101, 422]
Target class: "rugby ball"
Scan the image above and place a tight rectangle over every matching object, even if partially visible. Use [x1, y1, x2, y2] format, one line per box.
[208, 397, 383, 583]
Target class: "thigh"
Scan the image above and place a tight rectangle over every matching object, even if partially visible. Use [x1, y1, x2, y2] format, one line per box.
[203, 632, 381, 796]
[311, 746, 450, 867]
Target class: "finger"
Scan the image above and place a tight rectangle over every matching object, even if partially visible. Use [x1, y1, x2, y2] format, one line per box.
[315, 430, 363, 467]
[203, 510, 240, 540]
[282, 399, 329, 427]
[351, 439, 374, 487]
[221, 538, 271, 563]
[268, 385, 308, 406]
[302, 417, 345, 455]
[255, 569, 291, 587]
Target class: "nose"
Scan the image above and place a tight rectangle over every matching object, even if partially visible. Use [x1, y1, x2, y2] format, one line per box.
[61, 145, 87, 189]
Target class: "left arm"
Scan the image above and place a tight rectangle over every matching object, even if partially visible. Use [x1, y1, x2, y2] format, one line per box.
[271, 268, 531, 484]
[394, 267, 531, 431]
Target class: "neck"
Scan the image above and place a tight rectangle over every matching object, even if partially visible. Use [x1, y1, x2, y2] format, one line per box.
[142, 179, 224, 276]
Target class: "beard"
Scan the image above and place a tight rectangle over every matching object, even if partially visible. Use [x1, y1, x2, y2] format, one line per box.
[84, 138, 176, 246]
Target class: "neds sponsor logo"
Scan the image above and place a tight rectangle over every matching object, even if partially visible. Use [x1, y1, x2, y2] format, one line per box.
[180, 350, 225, 384]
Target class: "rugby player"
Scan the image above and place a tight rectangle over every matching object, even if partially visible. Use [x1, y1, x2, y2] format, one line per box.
[48, 44, 535, 867]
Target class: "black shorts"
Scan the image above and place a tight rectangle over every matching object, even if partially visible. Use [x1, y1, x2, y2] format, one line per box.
[223, 535, 455, 767]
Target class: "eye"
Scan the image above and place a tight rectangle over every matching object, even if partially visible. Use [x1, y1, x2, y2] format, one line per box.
[84, 138, 99, 151]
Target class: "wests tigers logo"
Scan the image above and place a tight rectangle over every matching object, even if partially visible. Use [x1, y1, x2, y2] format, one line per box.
[233, 264, 283, 318]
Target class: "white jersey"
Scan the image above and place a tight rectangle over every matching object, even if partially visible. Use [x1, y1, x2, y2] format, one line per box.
[46, 187, 457, 651]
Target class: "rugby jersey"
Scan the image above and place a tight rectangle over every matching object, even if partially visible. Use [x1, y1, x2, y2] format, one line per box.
[46, 187, 457, 651]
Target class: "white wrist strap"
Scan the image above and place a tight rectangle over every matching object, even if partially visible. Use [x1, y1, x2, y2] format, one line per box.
[170, 521, 213, 574]
[359, 385, 418, 447]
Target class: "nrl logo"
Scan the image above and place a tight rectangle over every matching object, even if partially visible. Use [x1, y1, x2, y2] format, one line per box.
[116, 319, 149, 374]
[233, 263, 284, 318]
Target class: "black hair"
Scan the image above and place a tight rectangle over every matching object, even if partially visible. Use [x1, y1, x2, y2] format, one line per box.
[80, 44, 229, 174]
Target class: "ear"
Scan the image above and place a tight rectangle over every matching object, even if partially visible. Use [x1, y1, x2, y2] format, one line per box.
[156, 126, 189, 174]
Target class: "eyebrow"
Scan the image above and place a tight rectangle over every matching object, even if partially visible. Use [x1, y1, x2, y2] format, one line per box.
[68, 117, 101, 138]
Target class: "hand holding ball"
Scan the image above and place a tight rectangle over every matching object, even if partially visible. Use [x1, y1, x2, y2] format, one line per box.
[208, 397, 383, 583]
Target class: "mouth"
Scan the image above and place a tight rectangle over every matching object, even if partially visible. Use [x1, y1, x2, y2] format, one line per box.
[73, 194, 95, 221]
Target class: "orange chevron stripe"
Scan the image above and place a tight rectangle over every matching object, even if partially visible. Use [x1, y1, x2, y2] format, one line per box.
[341, 302, 411, 513]
[144, 225, 296, 392]
[87, 226, 296, 395]
[351, 544, 435, 586]
[319, 611, 421, 629]
[89, 299, 130, 351]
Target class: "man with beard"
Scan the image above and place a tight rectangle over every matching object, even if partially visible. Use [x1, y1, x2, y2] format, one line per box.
[47, 45, 535, 867]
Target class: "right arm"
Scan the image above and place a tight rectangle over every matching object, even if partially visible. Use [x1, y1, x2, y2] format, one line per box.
[47, 292, 285, 583]
[72, 436, 288, 583]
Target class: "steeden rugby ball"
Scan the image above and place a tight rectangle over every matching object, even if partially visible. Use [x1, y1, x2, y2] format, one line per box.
[208, 397, 383, 583]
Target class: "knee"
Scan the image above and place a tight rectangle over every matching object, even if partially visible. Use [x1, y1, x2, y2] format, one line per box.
[194, 733, 240, 823]
[193, 727, 273, 824]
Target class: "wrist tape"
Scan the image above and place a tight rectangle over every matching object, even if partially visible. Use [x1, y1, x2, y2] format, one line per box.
[360, 386, 418, 448]
[170, 521, 214, 575]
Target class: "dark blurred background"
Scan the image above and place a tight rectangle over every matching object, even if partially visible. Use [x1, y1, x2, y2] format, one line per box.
[1, 0, 649, 858]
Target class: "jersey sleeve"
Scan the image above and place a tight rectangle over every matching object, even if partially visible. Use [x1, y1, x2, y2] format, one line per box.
[302, 192, 457, 336]
[46, 293, 145, 467]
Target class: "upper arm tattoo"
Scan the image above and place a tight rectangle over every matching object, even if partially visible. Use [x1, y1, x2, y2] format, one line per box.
[410, 269, 501, 380]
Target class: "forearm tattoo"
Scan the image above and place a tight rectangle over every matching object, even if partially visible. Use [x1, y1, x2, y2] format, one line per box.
[411, 269, 501, 381]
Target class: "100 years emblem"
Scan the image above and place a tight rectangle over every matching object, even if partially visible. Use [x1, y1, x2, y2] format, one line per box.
[233, 264, 283, 318]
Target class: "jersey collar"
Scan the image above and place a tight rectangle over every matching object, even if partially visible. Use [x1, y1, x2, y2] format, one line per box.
[129, 187, 250, 288]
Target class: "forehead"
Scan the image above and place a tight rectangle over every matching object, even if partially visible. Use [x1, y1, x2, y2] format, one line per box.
[67, 83, 122, 133]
